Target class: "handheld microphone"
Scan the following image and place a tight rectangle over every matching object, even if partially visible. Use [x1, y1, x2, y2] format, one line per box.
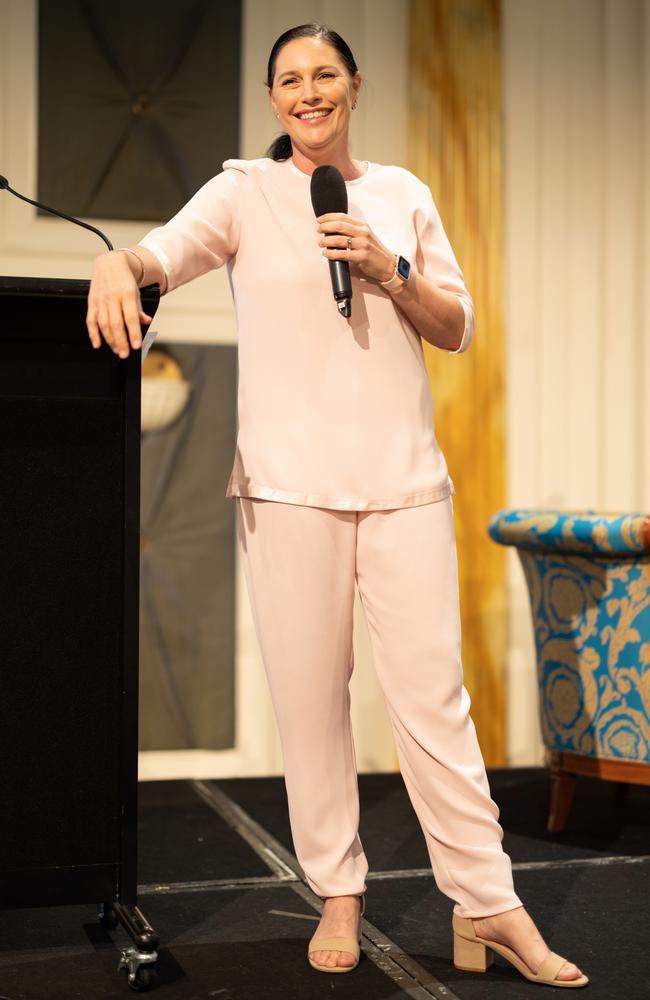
[310, 165, 352, 318]
[0, 174, 114, 251]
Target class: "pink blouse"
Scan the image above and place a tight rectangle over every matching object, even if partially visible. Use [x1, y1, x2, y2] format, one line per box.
[139, 157, 474, 510]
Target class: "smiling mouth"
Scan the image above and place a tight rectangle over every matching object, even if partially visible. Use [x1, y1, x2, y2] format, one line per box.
[295, 108, 333, 122]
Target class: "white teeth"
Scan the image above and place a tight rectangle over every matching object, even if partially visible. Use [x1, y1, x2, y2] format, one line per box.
[297, 109, 331, 120]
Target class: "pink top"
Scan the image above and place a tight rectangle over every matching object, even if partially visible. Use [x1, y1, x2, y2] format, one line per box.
[139, 156, 474, 510]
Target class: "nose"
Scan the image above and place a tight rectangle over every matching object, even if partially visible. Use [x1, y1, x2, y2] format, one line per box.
[299, 78, 320, 104]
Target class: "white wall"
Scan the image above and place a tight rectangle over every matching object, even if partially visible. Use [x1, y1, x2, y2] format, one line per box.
[502, 0, 650, 764]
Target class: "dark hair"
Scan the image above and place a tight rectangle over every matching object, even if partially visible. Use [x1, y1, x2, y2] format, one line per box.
[264, 23, 359, 161]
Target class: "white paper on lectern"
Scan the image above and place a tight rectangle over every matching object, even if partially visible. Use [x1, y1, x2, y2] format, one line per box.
[140, 324, 157, 362]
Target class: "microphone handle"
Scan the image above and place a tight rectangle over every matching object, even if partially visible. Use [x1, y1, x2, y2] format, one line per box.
[0, 175, 113, 251]
[330, 259, 352, 318]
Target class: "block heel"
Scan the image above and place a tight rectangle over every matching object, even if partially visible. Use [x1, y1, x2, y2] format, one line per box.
[451, 913, 589, 987]
[453, 928, 494, 972]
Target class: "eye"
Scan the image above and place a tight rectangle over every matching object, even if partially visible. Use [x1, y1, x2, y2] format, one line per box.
[281, 77, 297, 86]
[318, 72, 335, 79]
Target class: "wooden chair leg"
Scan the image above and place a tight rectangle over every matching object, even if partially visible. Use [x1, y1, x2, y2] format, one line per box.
[547, 770, 577, 833]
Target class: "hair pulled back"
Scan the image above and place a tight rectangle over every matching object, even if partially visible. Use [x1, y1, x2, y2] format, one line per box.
[265, 23, 359, 161]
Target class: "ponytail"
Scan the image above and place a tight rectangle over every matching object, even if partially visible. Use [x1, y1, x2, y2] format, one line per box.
[266, 133, 293, 161]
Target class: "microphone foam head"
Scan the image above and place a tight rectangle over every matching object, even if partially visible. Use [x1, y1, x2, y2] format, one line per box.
[310, 165, 348, 217]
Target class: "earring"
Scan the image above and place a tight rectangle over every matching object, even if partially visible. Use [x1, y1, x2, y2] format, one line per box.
[275, 112, 280, 118]
[352, 103, 357, 110]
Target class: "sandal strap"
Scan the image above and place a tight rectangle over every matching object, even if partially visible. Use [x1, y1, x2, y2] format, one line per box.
[308, 936, 360, 955]
[536, 950, 568, 982]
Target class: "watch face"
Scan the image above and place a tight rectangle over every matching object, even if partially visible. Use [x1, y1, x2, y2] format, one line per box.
[397, 255, 411, 280]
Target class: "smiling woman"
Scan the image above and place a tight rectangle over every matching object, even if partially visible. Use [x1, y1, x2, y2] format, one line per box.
[85, 19, 586, 990]
[264, 23, 360, 167]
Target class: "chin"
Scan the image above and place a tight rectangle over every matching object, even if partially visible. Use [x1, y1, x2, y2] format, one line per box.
[295, 130, 340, 151]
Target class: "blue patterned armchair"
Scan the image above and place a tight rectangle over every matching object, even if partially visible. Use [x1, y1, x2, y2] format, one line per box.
[488, 510, 650, 832]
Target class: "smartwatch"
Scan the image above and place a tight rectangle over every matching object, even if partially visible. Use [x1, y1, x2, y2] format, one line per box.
[380, 254, 411, 291]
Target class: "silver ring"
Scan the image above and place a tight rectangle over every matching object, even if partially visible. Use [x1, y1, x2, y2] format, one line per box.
[347, 236, 352, 251]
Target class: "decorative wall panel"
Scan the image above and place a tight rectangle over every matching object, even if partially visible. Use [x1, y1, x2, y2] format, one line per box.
[408, 0, 506, 764]
[38, 0, 241, 222]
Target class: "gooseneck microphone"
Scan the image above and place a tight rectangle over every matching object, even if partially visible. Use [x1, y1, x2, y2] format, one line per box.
[310, 165, 352, 318]
[0, 174, 114, 250]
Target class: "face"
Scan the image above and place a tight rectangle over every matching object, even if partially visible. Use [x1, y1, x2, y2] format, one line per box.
[269, 37, 360, 155]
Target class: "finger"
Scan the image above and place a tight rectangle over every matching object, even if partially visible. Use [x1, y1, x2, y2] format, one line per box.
[317, 220, 358, 235]
[317, 213, 364, 226]
[322, 248, 360, 261]
[86, 309, 102, 349]
[136, 288, 152, 327]
[317, 212, 363, 223]
[107, 301, 129, 356]
[123, 302, 143, 349]
[97, 309, 114, 349]
[320, 235, 355, 249]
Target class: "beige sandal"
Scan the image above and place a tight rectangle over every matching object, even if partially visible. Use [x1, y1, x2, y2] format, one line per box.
[452, 914, 589, 987]
[307, 894, 365, 973]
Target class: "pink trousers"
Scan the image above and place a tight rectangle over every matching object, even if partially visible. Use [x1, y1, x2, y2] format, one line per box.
[235, 495, 523, 918]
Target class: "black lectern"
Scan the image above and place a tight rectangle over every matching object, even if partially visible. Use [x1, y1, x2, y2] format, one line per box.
[0, 276, 160, 991]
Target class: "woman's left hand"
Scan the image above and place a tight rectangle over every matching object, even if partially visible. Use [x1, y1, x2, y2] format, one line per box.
[317, 213, 396, 284]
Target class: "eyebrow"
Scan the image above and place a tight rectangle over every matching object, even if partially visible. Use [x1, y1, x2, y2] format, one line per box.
[277, 64, 339, 80]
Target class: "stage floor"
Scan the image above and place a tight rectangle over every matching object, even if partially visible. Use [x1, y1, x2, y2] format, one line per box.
[0, 767, 647, 999]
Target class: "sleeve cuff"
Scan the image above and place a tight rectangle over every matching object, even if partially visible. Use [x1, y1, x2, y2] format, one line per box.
[445, 297, 474, 354]
[137, 240, 172, 293]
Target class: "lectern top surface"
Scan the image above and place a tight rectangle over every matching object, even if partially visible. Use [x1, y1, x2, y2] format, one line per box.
[0, 276, 160, 304]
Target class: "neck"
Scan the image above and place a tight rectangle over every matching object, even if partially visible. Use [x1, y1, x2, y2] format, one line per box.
[290, 142, 364, 181]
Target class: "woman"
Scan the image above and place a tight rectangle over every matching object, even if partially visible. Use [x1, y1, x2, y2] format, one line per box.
[86, 23, 588, 988]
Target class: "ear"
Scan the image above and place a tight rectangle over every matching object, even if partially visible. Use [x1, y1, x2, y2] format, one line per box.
[352, 72, 362, 106]
[268, 88, 277, 117]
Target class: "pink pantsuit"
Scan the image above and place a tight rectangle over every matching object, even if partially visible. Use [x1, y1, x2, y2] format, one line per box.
[139, 156, 523, 917]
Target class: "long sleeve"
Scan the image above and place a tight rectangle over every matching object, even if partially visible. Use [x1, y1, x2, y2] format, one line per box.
[138, 166, 244, 293]
[413, 185, 475, 354]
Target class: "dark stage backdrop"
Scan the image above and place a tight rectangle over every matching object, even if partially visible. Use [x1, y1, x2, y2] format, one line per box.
[139, 343, 237, 751]
[37, 0, 241, 222]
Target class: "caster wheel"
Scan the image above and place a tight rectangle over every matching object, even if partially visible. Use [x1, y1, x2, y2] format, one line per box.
[119, 944, 158, 992]
[128, 966, 152, 992]
[99, 903, 119, 930]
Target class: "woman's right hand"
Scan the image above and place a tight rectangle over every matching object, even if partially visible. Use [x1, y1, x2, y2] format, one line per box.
[86, 250, 153, 358]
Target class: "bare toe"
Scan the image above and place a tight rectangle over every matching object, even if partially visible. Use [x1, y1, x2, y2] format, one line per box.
[556, 961, 582, 981]
[311, 947, 356, 968]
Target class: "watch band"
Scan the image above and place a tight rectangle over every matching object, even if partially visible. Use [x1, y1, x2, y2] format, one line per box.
[380, 254, 410, 290]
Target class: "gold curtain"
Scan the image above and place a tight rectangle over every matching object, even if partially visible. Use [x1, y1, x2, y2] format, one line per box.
[408, 0, 506, 763]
